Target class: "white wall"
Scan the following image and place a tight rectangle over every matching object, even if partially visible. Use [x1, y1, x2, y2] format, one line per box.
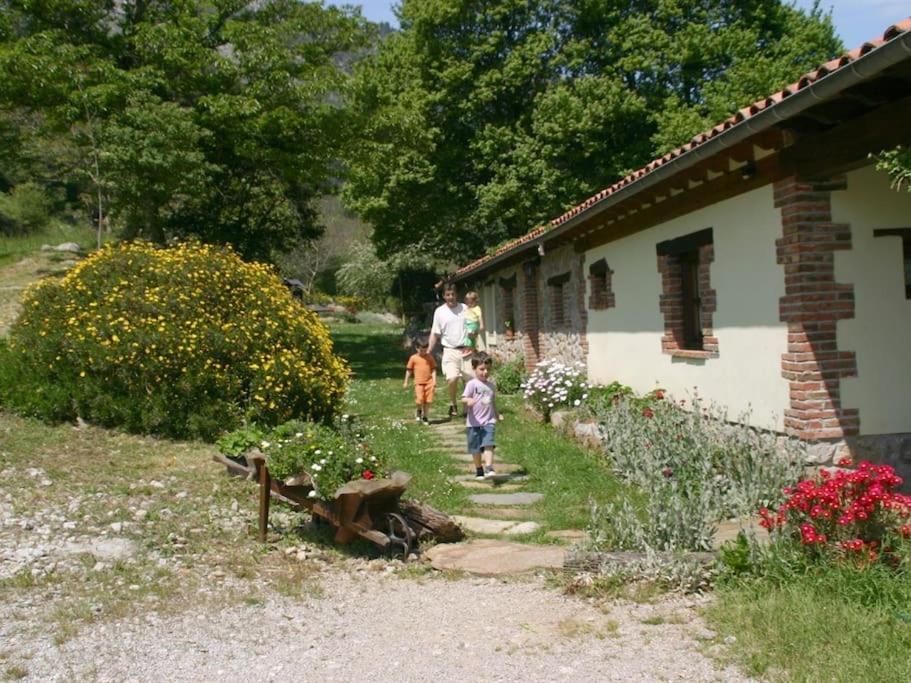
[834, 165, 911, 436]
[585, 184, 790, 431]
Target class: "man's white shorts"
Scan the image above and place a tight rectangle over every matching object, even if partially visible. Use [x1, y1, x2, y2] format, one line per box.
[441, 347, 474, 382]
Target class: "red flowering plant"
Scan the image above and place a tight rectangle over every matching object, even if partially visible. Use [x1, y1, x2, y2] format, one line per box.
[760, 459, 911, 567]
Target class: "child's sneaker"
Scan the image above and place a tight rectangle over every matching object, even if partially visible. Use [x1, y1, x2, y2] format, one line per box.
[475, 467, 485, 480]
[421, 416, 430, 424]
[483, 467, 497, 478]
[415, 408, 422, 422]
[448, 404, 458, 418]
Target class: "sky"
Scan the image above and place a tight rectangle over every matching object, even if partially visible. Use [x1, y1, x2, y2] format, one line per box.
[324, 1, 910, 50]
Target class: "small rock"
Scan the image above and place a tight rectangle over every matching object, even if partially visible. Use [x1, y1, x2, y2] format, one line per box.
[133, 509, 148, 521]
[53, 242, 82, 253]
[93, 562, 107, 572]
[723, 635, 737, 645]
[110, 522, 123, 533]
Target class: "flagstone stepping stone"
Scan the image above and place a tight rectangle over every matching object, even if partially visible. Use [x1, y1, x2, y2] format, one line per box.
[457, 480, 524, 491]
[545, 529, 589, 542]
[471, 506, 534, 520]
[452, 516, 541, 536]
[426, 539, 564, 575]
[712, 516, 769, 550]
[450, 461, 524, 473]
[504, 521, 542, 535]
[454, 473, 528, 483]
[469, 492, 543, 506]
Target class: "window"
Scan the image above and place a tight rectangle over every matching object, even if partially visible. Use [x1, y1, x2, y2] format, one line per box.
[588, 258, 615, 310]
[873, 228, 911, 299]
[499, 275, 516, 331]
[548, 272, 571, 328]
[656, 228, 718, 357]
[679, 252, 702, 349]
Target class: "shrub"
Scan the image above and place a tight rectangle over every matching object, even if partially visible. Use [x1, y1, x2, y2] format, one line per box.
[589, 394, 804, 552]
[583, 382, 661, 416]
[0, 241, 349, 440]
[759, 460, 911, 568]
[0, 182, 52, 235]
[236, 418, 387, 501]
[521, 358, 588, 417]
[493, 356, 526, 394]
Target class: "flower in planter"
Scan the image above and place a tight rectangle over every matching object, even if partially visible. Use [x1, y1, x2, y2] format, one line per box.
[256, 420, 388, 501]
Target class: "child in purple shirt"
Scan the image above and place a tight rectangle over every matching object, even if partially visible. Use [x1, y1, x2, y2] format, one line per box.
[461, 352, 502, 479]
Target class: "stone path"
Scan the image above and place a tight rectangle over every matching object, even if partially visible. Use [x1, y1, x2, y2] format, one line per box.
[424, 418, 586, 574]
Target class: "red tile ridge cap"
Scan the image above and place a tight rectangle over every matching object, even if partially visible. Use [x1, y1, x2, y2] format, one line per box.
[452, 17, 911, 280]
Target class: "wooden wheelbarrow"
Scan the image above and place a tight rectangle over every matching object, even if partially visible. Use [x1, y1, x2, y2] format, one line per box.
[213, 452, 462, 558]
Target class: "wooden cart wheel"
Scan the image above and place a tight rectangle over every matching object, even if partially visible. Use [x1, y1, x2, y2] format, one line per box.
[385, 512, 416, 561]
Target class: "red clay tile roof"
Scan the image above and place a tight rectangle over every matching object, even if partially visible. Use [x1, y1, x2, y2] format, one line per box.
[452, 17, 911, 280]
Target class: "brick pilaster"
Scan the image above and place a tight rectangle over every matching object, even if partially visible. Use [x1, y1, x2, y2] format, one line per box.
[574, 252, 589, 360]
[774, 176, 858, 440]
[521, 259, 540, 371]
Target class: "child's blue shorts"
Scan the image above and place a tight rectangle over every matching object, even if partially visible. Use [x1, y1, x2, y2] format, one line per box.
[466, 424, 496, 454]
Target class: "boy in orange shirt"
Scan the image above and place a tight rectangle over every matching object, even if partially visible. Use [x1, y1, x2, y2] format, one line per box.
[403, 336, 437, 423]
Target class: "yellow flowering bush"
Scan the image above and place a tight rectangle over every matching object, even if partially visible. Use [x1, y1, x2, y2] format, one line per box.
[0, 242, 349, 439]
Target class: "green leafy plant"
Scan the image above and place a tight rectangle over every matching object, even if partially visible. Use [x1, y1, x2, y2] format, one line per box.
[589, 394, 804, 552]
[216, 425, 266, 459]
[493, 356, 526, 394]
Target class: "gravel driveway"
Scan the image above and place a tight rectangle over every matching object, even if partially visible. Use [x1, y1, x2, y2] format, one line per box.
[3, 568, 750, 682]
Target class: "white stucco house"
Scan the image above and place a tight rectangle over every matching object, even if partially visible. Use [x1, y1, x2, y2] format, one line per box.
[451, 19, 911, 478]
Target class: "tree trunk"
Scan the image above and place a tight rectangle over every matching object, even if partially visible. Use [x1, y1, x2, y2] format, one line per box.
[398, 499, 464, 543]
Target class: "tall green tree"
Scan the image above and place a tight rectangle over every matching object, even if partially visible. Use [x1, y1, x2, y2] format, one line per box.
[343, 0, 841, 262]
[0, 1, 371, 259]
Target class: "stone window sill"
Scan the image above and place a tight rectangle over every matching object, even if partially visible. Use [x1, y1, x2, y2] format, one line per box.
[669, 349, 714, 360]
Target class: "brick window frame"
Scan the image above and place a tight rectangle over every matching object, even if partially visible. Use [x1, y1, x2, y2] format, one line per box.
[873, 228, 911, 299]
[588, 258, 615, 310]
[656, 228, 718, 359]
[547, 272, 571, 329]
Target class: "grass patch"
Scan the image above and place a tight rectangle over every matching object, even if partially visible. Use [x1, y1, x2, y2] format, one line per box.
[706, 565, 911, 682]
[0, 222, 99, 268]
[3, 665, 28, 681]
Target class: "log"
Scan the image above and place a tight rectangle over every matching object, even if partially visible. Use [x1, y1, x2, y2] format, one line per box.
[398, 499, 464, 543]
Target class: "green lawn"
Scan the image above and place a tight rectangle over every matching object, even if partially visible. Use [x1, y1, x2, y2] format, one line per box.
[706, 567, 911, 682]
[0, 221, 100, 268]
[331, 321, 630, 534]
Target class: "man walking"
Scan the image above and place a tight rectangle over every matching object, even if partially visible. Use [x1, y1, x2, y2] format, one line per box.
[428, 282, 473, 418]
